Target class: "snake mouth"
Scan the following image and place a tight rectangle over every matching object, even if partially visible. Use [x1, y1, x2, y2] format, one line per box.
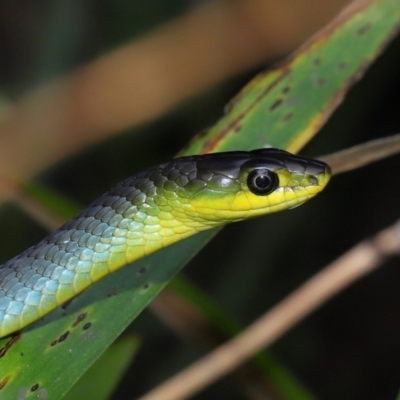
[282, 164, 331, 209]
[317, 164, 332, 188]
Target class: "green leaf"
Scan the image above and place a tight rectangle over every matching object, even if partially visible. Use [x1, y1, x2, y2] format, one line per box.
[63, 335, 140, 400]
[0, 229, 216, 399]
[0, 1, 399, 398]
[184, 0, 400, 156]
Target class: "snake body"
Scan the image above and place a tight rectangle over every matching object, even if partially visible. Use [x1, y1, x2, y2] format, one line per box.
[0, 149, 330, 337]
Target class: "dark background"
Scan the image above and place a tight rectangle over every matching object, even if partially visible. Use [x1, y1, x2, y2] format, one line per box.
[0, 1, 400, 399]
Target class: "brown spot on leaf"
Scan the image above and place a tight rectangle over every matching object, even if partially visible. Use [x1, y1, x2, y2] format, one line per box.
[317, 78, 327, 87]
[31, 383, 39, 392]
[0, 334, 20, 358]
[0, 377, 10, 389]
[269, 98, 283, 111]
[59, 331, 70, 342]
[138, 267, 146, 275]
[50, 331, 70, 346]
[283, 113, 293, 122]
[143, 283, 150, 290]
[282, 86, 291, 94]
[83, 322, 92, 330]
[357, 22, 372, 35]
[313, 58, 322, 66]
[337, 62, 347, 70]
[72, 313, 87, 327]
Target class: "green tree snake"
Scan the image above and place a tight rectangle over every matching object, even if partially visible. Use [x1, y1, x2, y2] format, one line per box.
[0, 148, 330, 338]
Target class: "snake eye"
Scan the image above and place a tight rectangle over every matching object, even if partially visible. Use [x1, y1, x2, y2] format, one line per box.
[247, 169, 279, 195]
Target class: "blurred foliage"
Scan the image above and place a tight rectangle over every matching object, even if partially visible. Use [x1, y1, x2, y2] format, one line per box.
[1, 1, 400, 399]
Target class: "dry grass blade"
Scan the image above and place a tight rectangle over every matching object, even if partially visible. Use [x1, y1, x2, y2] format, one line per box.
[320, 133, 400, 175]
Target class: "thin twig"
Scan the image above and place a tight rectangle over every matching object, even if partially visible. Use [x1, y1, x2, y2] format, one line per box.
[13, 193, 65, 232]
[139, 220, 400, 400]
[151, 291, 281, 400]
[319, 132, 400, 175]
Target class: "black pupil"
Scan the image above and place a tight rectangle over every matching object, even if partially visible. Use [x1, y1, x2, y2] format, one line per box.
[246, 169, 278, 196]
[255, 174, 271, 188]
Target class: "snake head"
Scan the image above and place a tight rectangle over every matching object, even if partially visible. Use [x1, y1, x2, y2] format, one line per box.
[179, 148, 331, 224]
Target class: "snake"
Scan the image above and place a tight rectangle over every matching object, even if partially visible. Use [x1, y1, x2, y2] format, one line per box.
[0, 148, 330, 338]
